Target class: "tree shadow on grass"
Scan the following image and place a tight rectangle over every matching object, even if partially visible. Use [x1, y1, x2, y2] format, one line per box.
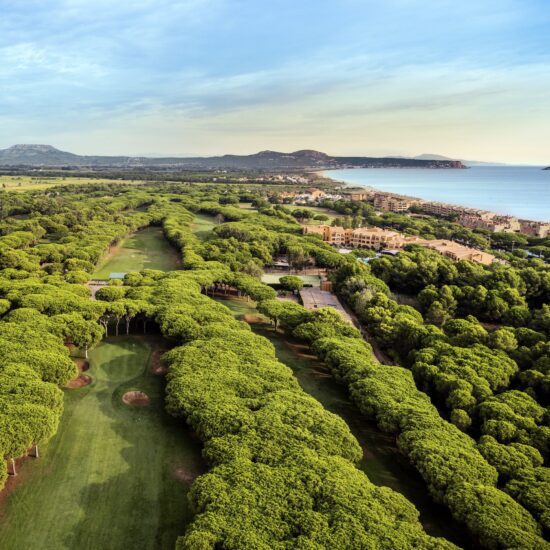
[64, 337, 205, 550]
[250, 325, 476, 549]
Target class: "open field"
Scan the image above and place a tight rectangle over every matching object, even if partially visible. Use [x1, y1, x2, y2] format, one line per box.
[237, 202, 256, 210]
[0, 175, 147, 192]
[93, 227, 181, 279]
[0, 337, 204, 550]
[191, 212, 218, 240]
[285, 204, 339, 224]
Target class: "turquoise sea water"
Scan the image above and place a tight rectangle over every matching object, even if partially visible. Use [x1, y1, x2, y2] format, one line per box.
[325, 166, 550, 222]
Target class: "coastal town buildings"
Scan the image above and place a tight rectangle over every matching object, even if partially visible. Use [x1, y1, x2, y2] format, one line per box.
[421, 201, 461, 217]
[519, 220, 550, 238]
[303, 224, 497, 265]
[293, 188, 342, 203]
[269, 174, 309, 184]
[373, 193, 421, 213]
[458, 213, 521, 233]
[350, 227, 418, 248]
[277, 187, 546, 239]
[304, 188, 325, 200]
[347, 190, 374, 201]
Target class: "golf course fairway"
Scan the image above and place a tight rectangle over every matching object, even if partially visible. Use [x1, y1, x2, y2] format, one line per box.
[0, 337, 203, 550]
[93, 227, 181, 279]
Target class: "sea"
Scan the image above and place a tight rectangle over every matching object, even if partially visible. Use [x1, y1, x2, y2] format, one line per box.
[324, 166, 550, 222]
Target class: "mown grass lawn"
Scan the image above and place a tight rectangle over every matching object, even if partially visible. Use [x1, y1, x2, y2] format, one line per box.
[0, 175, 147, 192]
[0, 337, 204, 550]
[93, 227, 181, 279]
[285, 204, 339, 223]
[191, 213, 218, 240]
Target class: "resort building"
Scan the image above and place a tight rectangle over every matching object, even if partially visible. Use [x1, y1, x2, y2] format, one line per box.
[349, 191, 373, 201]
[304, 225, 497, 265]
[519, 220, 550, 238]
[459, 212, 521, 233]
[417, 239, 496, 265]
[292, 188, 342, 204]
[348, 227, 416, 248]
[421, 201, 461, 217]
[334, 189, 547, 239]
[303, 225, 417, 249]
[373, 193, 421, 213]
[304, 188, 325, 200]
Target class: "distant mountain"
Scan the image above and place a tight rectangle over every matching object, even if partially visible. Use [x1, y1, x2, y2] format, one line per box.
[0, 144, 466, 170]
[0, 144, 81, 165]
[0, 144, 136, 167]
[544, 166, 549, 170]
[414, 153, 505, 166]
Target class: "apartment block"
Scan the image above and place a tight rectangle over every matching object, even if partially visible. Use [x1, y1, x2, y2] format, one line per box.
[303, 225, 415, 249]
[421, 202, 461, 217]
[373, 193, 420, 213]
[304, 225, 498, 265]
[519, 220, 550, 238]
[459, 213, 521, 233]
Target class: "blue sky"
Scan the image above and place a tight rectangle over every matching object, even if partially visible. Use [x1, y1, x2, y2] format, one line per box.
[1, 0, 549, 163]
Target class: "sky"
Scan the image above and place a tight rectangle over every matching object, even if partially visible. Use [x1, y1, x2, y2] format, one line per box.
[1, 0, 549, 163]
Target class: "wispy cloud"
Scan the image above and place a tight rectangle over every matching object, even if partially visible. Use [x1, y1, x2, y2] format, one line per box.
[0, 0, 549, 163]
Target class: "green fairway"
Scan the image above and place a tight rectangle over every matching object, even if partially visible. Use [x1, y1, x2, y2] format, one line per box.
[0, 337, 204, 550]
[93, 226, 181, 279]
[191, 212, 217, 240]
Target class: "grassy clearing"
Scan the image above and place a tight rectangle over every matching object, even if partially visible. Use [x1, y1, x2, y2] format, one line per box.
[237, 202, 257, 210]
[215, 297, 468, 546]
[191, 213, 218, 240]
[0, 175, 147, 192]
[93, 227, 181, 279]
[0, 337, 204, 550]
[285, 204, 339, 224]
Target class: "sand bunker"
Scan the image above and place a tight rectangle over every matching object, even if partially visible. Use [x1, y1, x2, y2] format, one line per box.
[66, 374, 92, 389]
[122, 391, 150, 406]
[242, 313, 266, 325]
[75, 359, 90, 372]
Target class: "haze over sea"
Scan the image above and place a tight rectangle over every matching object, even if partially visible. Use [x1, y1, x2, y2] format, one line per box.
[326, 166, 550, 222]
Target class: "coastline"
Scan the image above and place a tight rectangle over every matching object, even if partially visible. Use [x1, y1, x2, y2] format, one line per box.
[316, 167, 550, 224]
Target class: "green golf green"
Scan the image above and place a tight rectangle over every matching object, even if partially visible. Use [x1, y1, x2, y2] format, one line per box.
[93, 226, 181, 279]
[0, 337, 204, 550]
